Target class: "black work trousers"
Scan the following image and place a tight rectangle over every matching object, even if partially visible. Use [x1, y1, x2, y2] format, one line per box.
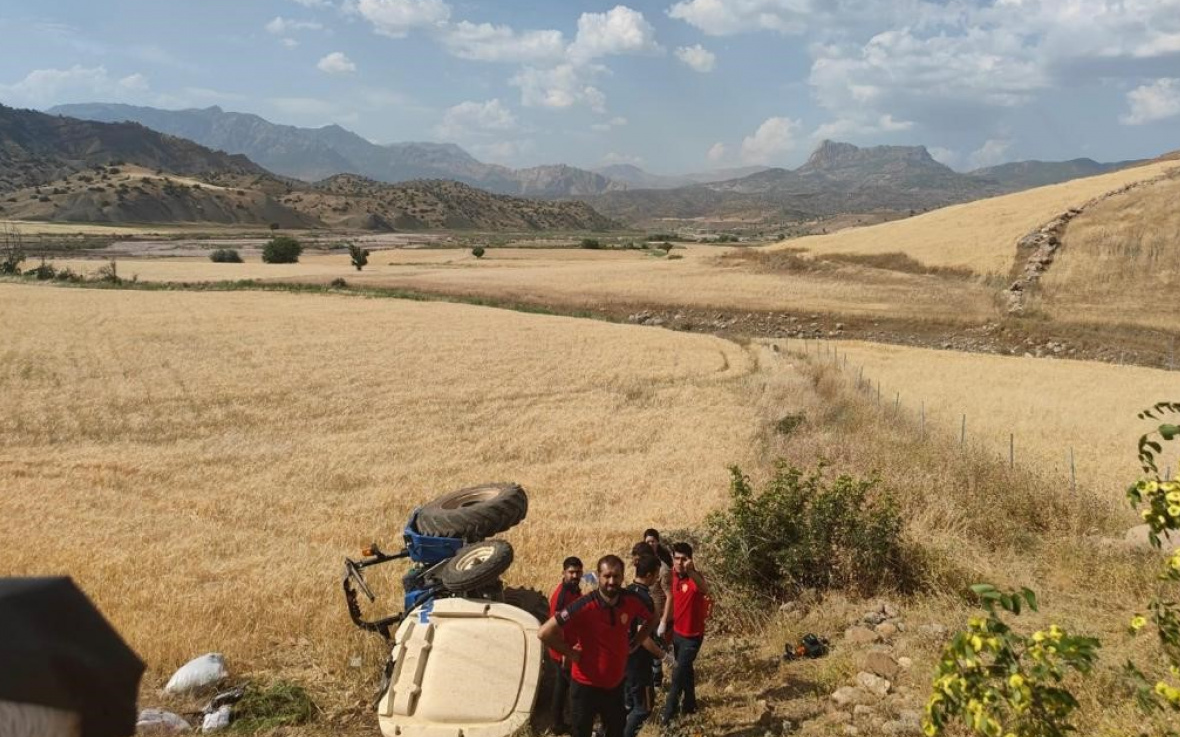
[570, 680, 626, 737]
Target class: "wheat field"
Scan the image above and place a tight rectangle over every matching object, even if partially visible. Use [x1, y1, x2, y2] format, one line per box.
[776, 161, 1179, 276]
[1039, 171, 1180, 331]
[46, 246, 998, 322]
[0, 282, 786, 697]
[826, 340, 1179, 499]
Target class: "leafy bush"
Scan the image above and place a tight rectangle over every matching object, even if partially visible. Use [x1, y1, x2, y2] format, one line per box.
[705, 462, 919, 597]
[231, 681, 316, 732]
[347, 243, 370, 271]
[94, 258, 121, 284]
[262, 236, 303, 264]
[209, 248, 243, 263]
[27, 257, 56, 280]
[0, 226, 24, 275]
[580, 238, 602, 249]
[329, 277, 348, 289]
[925, 585, 1099, 737]
[472, 246, 486, 258]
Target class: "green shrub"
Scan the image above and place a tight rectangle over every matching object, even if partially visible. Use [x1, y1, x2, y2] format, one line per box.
[775, 414, 805, 436]
[231, 681, 316, 732]
[329, 277, 348, 289]
[262, 236, 302, 264]
[705, 462, 919, 597]
[209, 248, 243, 263]
[472, 246, 486, 258]
[27, 257, 56, 280]
[347, 243, 370, 271]
[580, 238, 601, 249]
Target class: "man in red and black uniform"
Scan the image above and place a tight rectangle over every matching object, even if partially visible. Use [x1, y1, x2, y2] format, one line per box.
[661, 541, 711, 726]
[547, 556, 584, 735]
[539, 555, 656, 737]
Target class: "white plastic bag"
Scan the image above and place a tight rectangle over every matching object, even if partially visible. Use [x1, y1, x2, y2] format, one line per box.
[136, 708, 191, 734]
[200, 706, 231, 733]
[163, 653, 229, 694]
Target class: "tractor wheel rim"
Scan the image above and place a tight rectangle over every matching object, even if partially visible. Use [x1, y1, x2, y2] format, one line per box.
[456, 545, 497, 570]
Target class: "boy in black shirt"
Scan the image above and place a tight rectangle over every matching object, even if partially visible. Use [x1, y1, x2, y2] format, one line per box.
[625, 554, 674, 737]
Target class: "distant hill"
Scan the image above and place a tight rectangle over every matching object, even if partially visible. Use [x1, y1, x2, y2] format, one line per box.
[592, 163, 769, 189]
[587, 140, 1001, 224]
[0, 104, 264, 193]
[49, 103, 625, 198]
[967, 158, 1139, 192]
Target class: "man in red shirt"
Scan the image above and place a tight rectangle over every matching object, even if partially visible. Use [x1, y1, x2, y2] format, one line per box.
[539, 555, 656, 737]
[547, 556, 584, 735]
[661, 541, 711, 726]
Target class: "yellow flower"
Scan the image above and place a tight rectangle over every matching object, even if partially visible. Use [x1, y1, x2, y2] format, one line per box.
[1145, 480, 1160, 493]
[1163, 481, 1178, 493]
[1142, 509, 1154, 520]
[1008, 674, 1025, 688]
[971, 635, 983, 652]
[1170, 552, 1180, 571]
[1131, 615, 1148, 632]
[1048, 624, 1064, 640]
[1032, 631, 1046, 642]
[923, 723, 937, 737]
[1167, 490, 1180, 503]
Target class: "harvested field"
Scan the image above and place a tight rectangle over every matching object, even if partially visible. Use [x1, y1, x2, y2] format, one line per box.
[0, 283, 776, 702]
[776, 161, 1179, 276]
[45, 245, 998, 322]
[1039, 171, 1180, 331]
[829, 340, 1178, 497]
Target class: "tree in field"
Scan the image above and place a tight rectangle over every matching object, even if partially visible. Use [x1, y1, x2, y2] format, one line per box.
[262, 236, 303, 264]
[347, 243, 370, 271]
[1, 225, 25, 275]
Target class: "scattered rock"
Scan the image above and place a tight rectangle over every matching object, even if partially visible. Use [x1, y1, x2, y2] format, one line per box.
[201, 705, 231, 733]
[843, 726, 860, 736]
[875, 622, 899, 640]
[136, 709, 191, 734]
[844, 626, 882, 645]
[827, 710, 853, 724]
[831, 686, 876, 707]
[918, 624, 948, 638]
[862, 651, 900, 681]
[897, 656, 913, 670]
[856, 671, 891, 698]
[882, 719, 921, 735]
[853, 704, 874, 718]
[898, 710, 922, 726]
[881, 602, 899, 619]
[164, 653, 229, 694]
[862, 611, 886, 626]
[1124, 524, 1180, 552]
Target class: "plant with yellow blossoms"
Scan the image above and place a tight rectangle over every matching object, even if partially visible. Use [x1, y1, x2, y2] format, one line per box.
[923, 584, 1099, 737]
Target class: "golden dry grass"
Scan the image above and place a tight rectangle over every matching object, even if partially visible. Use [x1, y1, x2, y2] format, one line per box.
[828, 340, 1178, 499]
[0, 282, 784, 701]
[775, 161, 1179, 276]
[1039, 171, 1180, 331]
[47, 246, 998, 322]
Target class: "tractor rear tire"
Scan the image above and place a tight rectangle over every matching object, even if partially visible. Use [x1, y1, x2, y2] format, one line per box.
[503, 587, 551, 623]
[416, 482, 528, 540]
[437, 540, 514, 593]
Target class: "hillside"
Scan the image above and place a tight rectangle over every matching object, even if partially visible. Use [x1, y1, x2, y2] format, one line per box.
[588, 140, 1001, 225]
[593, 163, 769, 189]
[305, 173, 615, 230]
[968, 158, 1137, 192]
[49, 103, 624, 198]
[0, 104, 265, 193]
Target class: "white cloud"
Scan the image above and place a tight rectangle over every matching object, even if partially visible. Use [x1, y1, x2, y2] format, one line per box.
[591, 116, 628, 131]
[668, 0, 816, 36]
[567, 5, 662, 65]
[927, 146, 961, 169]
[740, 117, 803, 164]
[601, 152, 645, 165]
[435, 98, 518, 139]
[440, 21, 565, 63]
[317, 51, 357, 74]
[511, 64, 607, 112]
[707, 142, 728, 163]
[291, 0, 332, 7]
[968, 138, 1012, 169]
[0, 65, 150, 108]
[675, 44, 716, 72]
[811, 114, 913, 141]
[354, 0, 450, 38]
[265, 16, 323, 35]
[282, 38, 300, 49]
[471, 139, 533, 164]
[1120, 78, 1180, 125]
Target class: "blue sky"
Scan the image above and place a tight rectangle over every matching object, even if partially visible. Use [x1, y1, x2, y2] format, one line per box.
[2, 0, 1179, 173]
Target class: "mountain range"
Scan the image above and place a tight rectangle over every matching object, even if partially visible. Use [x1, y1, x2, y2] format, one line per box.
[582, 141, 1142, 224]
[0, 105, 613, 231]
[50, 103, 626, 198]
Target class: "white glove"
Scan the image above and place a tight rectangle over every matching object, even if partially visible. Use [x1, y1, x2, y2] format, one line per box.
[657, 621, 667, 638]
[662, 651, 676, 670]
